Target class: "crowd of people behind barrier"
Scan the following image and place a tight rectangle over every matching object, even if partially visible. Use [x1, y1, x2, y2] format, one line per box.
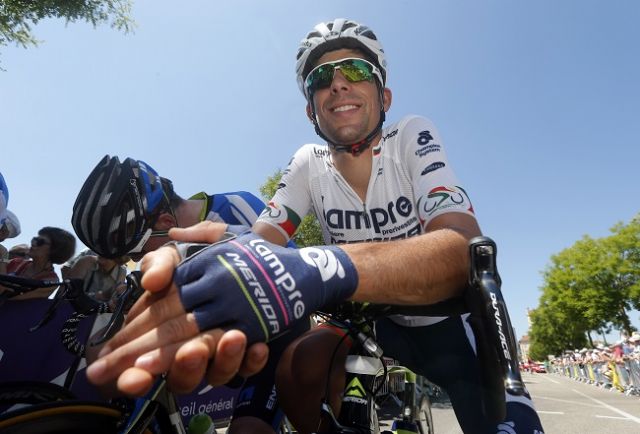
[549, 332, 640, 397]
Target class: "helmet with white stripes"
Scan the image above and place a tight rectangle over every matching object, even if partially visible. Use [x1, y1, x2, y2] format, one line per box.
[72, 155, 167, 258]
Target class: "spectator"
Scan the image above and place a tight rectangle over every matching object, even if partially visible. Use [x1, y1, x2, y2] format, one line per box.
[629, 333, 640, 357]
[0, 226, 76, 300]
[61, 253, 128, 303]
[7, 244, 29, 260]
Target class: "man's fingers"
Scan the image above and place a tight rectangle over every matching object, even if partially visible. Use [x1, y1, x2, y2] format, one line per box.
[167, 221, 228, 243]
[139, 245, 182, 292]
[110, 287, 186, 347]
[238, 343, 270, 378]
[130, 222, 229, 322]
[124, 284, 171, 323]
[204, 330, 248, 386]
[167, 330, 225, 393]
[87, 313, 200, 386]
[116, 367, 156, 397]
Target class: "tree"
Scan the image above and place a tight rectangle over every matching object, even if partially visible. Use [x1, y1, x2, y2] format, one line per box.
[1, 0, 133, 64]
[529, 213, 640, 356]
[259, 169, 323, 248]
[528, 302, 587, 361]
[607, 215, 640, 311]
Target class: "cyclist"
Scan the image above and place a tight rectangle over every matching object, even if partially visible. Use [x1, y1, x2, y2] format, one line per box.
[72, 155, 306, 434]
[86, 19, 543, 434]
[258, 19, 543, 434]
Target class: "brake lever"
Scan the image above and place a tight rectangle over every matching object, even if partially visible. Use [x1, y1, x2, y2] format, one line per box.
[90, 274, 141, 346]
[89, 290, 129, 346]
[469, 236, 525, 396]
[29, 282, 70, 332]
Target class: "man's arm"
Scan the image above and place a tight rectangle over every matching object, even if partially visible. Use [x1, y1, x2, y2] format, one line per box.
[86, 215, 479, 394]
[346, 212, 480, 304]
[253, 221, 288, 247]
[256, 212, 480, 304]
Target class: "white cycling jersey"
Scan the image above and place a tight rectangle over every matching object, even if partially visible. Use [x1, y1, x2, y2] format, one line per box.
[257, 115, 476, 326]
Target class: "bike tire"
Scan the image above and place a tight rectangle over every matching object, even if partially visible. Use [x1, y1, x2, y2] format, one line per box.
[0, 381, 76, 406]
[415, 395, 434, 434]
[0, 401, 129, 434]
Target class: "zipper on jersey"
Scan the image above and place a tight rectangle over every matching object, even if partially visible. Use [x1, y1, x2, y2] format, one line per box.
[362, 202, 375, 241]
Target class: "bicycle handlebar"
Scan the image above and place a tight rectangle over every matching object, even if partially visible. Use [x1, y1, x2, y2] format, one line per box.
[468, 236, 525, 396]
[318, 236, 525, 427]
[0, 273, 65, 296]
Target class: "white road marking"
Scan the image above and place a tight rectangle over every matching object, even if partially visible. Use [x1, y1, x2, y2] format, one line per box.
[572, 389, 640, 424]
[536, 411, 564, 415]
[596, 415, 633, 420]
[531, 395, 601, 408]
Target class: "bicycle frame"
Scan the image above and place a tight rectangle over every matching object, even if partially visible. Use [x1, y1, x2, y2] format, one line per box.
[314, 236, 524, 433]
[314, 312, 431, 434]
[0, 272, 187, 434]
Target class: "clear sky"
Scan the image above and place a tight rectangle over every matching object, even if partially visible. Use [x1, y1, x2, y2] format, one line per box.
[1, 0, 639, 341]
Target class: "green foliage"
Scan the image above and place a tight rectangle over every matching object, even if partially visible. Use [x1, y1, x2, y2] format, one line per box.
[0, 0, 134, 60]
[259, 169, 323, 248]
[530, 213, 640, 356]
[528, 303, 587, 360]
[607, 216, 640, 309]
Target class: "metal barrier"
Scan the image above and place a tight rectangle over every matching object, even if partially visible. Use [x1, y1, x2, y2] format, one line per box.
[553, 358, 640, 397]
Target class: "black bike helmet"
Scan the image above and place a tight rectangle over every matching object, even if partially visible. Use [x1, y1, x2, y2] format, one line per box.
[71, 155, 165, 258]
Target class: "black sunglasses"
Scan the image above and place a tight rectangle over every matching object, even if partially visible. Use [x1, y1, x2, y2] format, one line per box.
[31, 236, 50, 247]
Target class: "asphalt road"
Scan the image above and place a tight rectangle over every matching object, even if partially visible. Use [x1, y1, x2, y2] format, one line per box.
[213, 372, 640, 433]
[428, 372, 640, 433]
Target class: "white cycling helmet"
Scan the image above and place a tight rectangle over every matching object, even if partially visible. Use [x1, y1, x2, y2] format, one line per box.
[0, 171, 8, 225]
[295, 18, 387, 98]
[3, 210, 20, 238]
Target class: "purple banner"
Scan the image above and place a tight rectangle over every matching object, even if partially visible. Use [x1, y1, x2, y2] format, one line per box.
[0, 298, 238, 424]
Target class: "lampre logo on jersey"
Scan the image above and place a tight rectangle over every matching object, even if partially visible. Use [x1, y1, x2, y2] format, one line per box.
[416, 186, 474, 225]
[321, 195, 422, 243]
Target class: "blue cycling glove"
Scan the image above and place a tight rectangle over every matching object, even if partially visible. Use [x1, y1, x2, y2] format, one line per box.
[173, 230, 358, 343]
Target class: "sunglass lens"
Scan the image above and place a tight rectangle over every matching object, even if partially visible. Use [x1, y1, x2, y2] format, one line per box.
[306, 65, 334, 94]
[31, 237, 48, 246]
[340, 59, 373, 82]
[305, 59, 375, 95]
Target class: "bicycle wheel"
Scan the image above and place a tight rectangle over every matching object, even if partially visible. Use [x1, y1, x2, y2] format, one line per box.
[415, 395, 434, 434]
[0, 401, 132, 434]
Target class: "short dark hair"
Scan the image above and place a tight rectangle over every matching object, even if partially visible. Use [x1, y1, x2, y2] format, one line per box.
[39, 226, 76, 264]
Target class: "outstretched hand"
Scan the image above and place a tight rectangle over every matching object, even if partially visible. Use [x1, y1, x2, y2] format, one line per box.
[86, 221, 270, 396]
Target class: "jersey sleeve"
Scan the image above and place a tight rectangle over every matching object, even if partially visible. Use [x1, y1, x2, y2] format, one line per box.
[210, 191, 267, 226]
[400, 116, 475, 229]
[256, 145, 314, 242]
